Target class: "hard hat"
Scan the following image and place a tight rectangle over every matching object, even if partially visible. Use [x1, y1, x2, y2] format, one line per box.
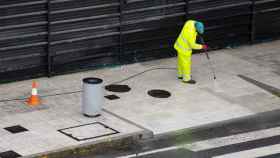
[195, 22, 204, 34]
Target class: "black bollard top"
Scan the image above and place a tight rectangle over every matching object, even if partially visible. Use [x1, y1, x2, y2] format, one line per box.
[83, 78, 103, 84]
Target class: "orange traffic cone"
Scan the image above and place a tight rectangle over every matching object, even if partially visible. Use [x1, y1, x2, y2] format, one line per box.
[27, 81, 41, 107]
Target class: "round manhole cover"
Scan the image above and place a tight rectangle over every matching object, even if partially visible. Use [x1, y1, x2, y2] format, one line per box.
[148, 89, 171, 98]
[105, 84, 131, 93]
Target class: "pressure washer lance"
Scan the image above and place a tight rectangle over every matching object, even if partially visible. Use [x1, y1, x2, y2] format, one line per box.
[200, 37, 217, 80]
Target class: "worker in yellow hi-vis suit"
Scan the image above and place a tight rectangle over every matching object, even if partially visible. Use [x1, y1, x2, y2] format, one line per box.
[174, 20, 208, 84]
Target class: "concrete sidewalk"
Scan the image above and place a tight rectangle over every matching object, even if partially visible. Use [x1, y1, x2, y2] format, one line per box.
[0, 40, 279, 157]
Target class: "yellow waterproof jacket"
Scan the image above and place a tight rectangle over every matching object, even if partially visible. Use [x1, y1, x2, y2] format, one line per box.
[174, 20, 203, 56]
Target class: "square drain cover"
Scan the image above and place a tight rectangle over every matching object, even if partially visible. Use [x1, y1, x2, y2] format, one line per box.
[58, 122, 119, 141]
[0, 150, 21, 158]
[4, 125, 28, 134]
[105, 95, 120, 100]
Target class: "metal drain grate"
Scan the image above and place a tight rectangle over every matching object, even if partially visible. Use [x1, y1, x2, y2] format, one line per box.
[4, 125, 28, 134]
[58, 122, 119, 141]
[105, 95, 120, 100]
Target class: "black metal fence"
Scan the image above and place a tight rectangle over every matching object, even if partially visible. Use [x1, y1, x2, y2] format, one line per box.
[0, 0, 279, 82]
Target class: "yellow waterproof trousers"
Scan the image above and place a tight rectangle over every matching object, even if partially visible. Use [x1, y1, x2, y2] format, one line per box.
[174, 20, 203, 82]
[177, 50, 192, 82]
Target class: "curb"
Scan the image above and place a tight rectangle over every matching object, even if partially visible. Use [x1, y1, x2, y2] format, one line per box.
[23, 133, 143, 158]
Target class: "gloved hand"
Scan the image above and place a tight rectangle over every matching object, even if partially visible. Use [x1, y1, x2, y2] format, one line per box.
[202, 45, 208, 50]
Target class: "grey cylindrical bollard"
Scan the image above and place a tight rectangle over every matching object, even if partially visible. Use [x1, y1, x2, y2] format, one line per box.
[82, 78, 104, 117]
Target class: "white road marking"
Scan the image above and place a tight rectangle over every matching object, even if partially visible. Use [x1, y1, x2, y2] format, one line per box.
[185, 126, 280, 151]
[213, 144, 280, 158]
[117, 146, 179, 158]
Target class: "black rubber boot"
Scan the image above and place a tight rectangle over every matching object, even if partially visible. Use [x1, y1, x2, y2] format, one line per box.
[183, 80, 196, 84]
